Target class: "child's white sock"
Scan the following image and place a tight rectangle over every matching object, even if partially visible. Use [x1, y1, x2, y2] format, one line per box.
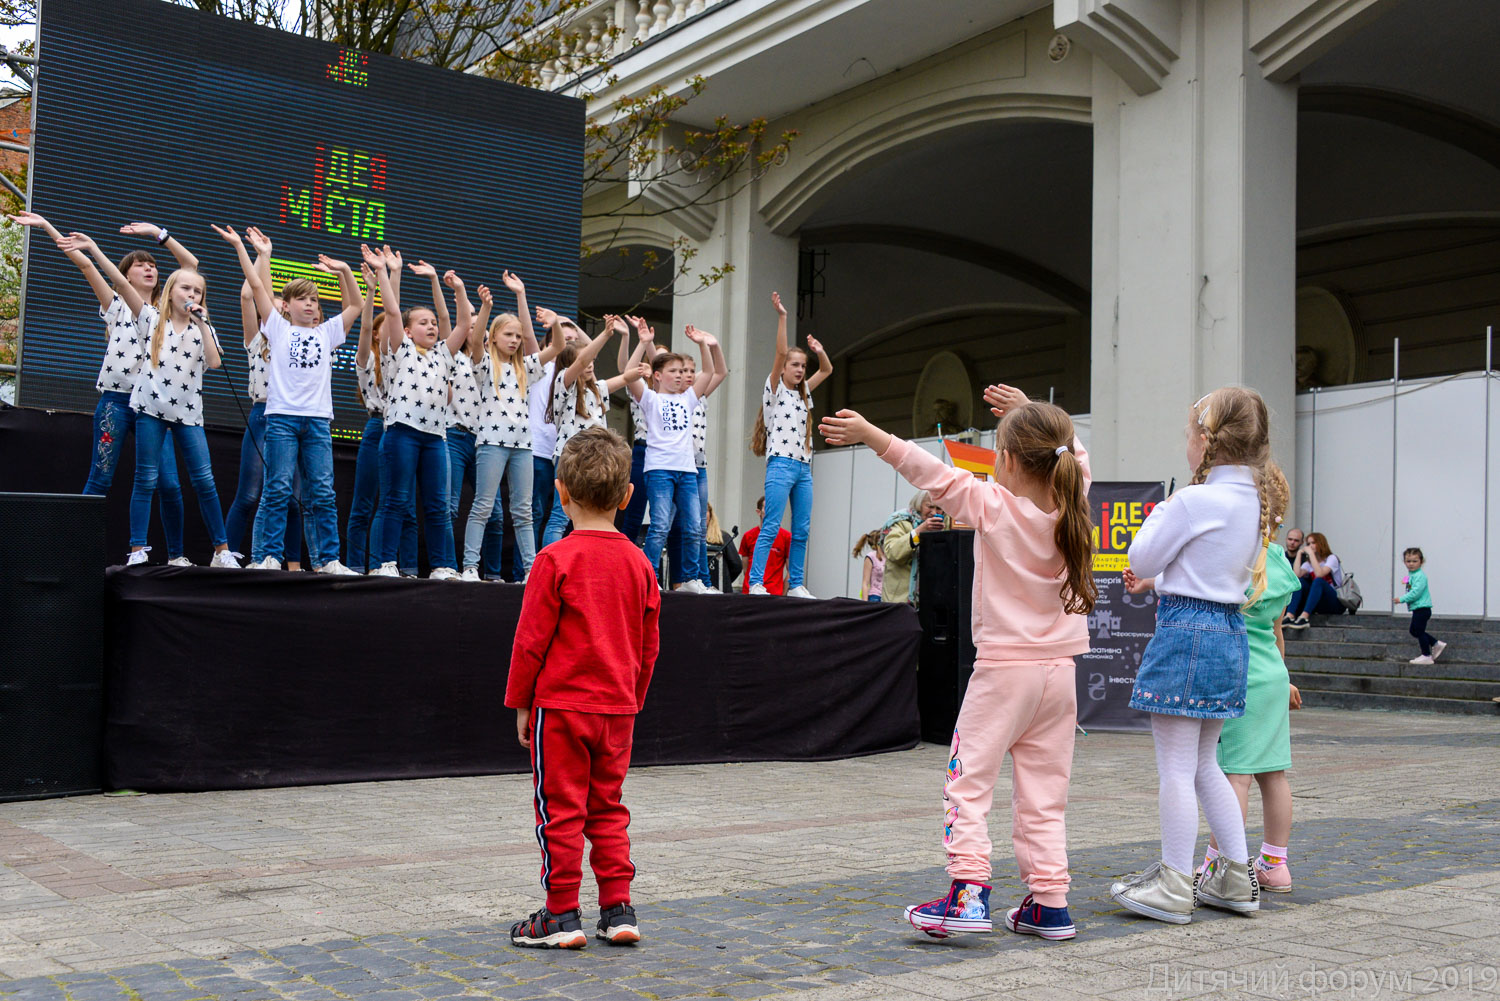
[1259, 842, 1288, 867]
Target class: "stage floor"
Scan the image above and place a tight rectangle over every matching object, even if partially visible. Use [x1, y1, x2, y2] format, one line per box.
[104, 567, 922, 791]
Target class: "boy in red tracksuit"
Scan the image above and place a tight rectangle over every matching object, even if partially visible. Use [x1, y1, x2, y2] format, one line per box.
[505, 426, 661, 949]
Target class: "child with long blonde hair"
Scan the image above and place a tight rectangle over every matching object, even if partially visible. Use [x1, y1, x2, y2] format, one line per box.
[852, 528, 886, 601]
[1113, 386, 1276, 924]
[747, 292, 831, 598]
[822, 384, 1095, 942]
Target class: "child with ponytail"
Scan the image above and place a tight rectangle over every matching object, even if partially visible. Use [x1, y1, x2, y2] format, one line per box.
[1113, 386, 1275, 924]
[748, 291, 831, 598]
[821, 384, 1094, 942]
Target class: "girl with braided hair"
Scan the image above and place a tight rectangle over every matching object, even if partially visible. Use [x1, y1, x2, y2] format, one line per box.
[1111, 386, 1275, 924]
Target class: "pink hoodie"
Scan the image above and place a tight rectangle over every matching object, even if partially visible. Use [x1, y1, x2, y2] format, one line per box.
[879, 436, 1092, 662]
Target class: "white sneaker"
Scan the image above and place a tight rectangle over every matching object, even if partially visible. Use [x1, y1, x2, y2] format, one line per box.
[460, 567, 481, 582]
[368, 562, 400, 577]
[429, 567, 459, 581]
[677, 579, 717, 595]
[787, 585, 817, 599]
[246, 556, 281, 571]
[315, 560, 359, 576]
[210, 550, 243, 569]
[748, 583, 770, 595]
[167, 556, 193, 567]
[1431, 640, 1447, 661]
[125, 548, 150, 566]
[1409, 654, 1435, 665]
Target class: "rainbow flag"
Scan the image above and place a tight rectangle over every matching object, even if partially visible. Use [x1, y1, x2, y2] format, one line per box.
[944, 440, 996, 479]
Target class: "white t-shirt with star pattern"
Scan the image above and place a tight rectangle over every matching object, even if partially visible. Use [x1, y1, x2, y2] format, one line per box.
[762, 376, 813, 463]
[474, 351, 545, 449]
[445, 350, 483, 433]
[247, 331, 271, 403]
[629, 396, 648, 444]
[95, 295, 146, 394]
[129, 306, 209, 426]
[357, 351, 385, 416]
[384, 339, 453, 437]
[550, 373, 610, 460]
[692, 399, 709, 469]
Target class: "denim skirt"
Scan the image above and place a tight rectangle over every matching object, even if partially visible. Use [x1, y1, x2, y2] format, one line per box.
[1129, 595, 1249, 719]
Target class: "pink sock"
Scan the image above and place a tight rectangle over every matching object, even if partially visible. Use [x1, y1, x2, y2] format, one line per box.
[1259, 842, 1288, 866]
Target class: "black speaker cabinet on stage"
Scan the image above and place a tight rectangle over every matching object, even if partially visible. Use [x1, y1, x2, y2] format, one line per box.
[916, 529, 976, 744]
[0, 493, 106, 800]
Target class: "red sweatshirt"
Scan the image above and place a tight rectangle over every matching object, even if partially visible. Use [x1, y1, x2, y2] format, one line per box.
[505, 530, 661, 714]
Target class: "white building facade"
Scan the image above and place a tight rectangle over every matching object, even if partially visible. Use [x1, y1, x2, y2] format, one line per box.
[556, 0, 1500, 604]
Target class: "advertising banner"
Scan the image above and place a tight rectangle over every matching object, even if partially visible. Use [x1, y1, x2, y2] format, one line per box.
[1076, 482, 1165, 731]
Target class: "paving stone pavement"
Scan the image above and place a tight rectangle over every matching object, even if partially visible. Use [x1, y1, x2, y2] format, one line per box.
[2, 709, 1498, 1001]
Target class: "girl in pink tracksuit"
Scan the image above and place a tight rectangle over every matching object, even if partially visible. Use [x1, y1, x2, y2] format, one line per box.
[820, 385, 1095, 942]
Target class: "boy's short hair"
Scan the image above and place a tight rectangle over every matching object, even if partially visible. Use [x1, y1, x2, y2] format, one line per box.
[281, 277, 319, 302]
[557, 427, 631, 511]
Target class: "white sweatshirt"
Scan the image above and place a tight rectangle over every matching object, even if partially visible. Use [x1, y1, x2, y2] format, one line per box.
[1127, 465, 1262, 605]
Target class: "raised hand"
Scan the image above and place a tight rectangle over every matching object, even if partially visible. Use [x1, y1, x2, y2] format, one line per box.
[501, 270, 525, 295]
[477, 284, 492, 306]
[57, 231, 97, 253]
[360, 243, 384, 270]
[381, 245, 402, 271]
[535, 305, 558, 328]
[818, 408, 881, 449]
[315, 253, 349, 273]
[603, 314, 627, 336]
[408, 259, 437, 278]
[442, 269, 464, 290]
[360, 262, 377, 287]
[805, 335, 824, 355]
[119, 221, 164, 239]
[984, 383, 1030, 418]
[210, 223, 242, 245]
[8, 211, 47, 227]
[630, 315, 653, 341]
[771, 291, 786, 316]
[632, 361, 652, 381]
[245, 226, 273, 255]
[683, 324, 706, 344]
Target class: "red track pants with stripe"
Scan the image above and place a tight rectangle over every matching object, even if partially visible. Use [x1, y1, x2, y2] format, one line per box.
[530, 707, 637, 913]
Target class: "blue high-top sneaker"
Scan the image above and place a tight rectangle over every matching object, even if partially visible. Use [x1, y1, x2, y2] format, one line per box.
[903, 880, 992, 938]
[1004, 893, 1077, 941]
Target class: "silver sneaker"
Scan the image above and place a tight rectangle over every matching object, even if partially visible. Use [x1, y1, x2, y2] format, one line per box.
[1110, 861, 1194, 924]
[1194, 856, 1260, 915]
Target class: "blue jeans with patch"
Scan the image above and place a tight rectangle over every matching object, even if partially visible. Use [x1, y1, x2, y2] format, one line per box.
[751, 456, 812, 588]
[254, 414, 340, 566]
[644, 468, 703, 585]
[130, 414, 226, 548]
[85, 391, 185, 558]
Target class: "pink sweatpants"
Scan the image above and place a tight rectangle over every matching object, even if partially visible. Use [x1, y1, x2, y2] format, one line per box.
[942, 660, 1077, 906]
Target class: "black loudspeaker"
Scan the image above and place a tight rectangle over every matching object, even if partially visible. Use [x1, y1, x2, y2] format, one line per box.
[0, 493, 106, 800]
[916, 529, 976, 744]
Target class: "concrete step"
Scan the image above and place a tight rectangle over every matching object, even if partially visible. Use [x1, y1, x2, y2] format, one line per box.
[1290, 670, 1500, 703]
[1296, 612, 1493, 634]
[1298, 689, 1500, 715]
[1284, 656, 1500, 682]
[1285, 622, 1500, 650]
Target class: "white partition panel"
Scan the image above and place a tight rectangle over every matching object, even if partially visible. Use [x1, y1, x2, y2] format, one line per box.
[1488, 374, 1499, 619]
[1394, 376, 1487, 616]
[806, 447, 854, 600]
[1292, 395, 1316, 534]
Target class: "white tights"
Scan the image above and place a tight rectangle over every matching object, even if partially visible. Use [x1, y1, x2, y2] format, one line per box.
[1151, 714, 1248, 873]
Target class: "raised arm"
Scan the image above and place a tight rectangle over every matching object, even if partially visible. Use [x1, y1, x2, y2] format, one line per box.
[355, 262, 379, 366]
[703, 329, 728, 398]
[60, 232, 145, 317]
[10, 212, 114, 310]
[563, 318, 618, 389]
[245, 227, 277, 320]
[120, 221, 197, 271]
[768, 291, 788, 388]
[501, 271, 538, 355]
[441, 270, 473, 356]
[536, 306, 565, 366]
[408, 260, 451, 346]
[212, 224, 274, 323]
[474, 284, 493, 357]
[805, 334, 833, 393]
[318, 254, 363, 330]
[683, 324, 716, 396]
[373, 245, 405, 351]
[239, 280, 259, 349]
[607, 317, 649, 396]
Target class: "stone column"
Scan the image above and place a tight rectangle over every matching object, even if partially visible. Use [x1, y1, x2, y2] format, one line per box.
[1067, 0, 1298, 485]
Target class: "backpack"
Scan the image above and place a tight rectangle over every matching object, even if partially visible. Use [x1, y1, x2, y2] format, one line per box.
[1335, 570, 1363, 613]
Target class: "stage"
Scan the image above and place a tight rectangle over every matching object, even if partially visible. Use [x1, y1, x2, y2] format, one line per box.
[104, 567, 922, 792]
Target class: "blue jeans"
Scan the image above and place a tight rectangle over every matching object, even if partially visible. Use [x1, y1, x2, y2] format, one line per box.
[446, 428, 505, 577]
[254, 415, 340, 566]
[667, 467, 710, 586]
[532, 455, 555, 553]
[345, 416, 383, 572]
[368, 421, 420, 574]
[617, 440, 648, 544]
[380, 422, 456, 570]
[130, 414, 226, 548]
[1288, 576, 1343, 617]
[85, 391, 185, 558]
[468, 444, 535, 577]
[225, 402, 304, 561]
[644, 468, 703, 585]
[751, 456, 812, 588]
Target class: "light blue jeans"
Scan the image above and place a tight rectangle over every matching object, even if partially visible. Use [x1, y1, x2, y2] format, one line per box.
[644, 468, 703, 585]
[467, 444, 536, 577]
[447, 428, 505, 577]
[750, 456, 812, 589]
